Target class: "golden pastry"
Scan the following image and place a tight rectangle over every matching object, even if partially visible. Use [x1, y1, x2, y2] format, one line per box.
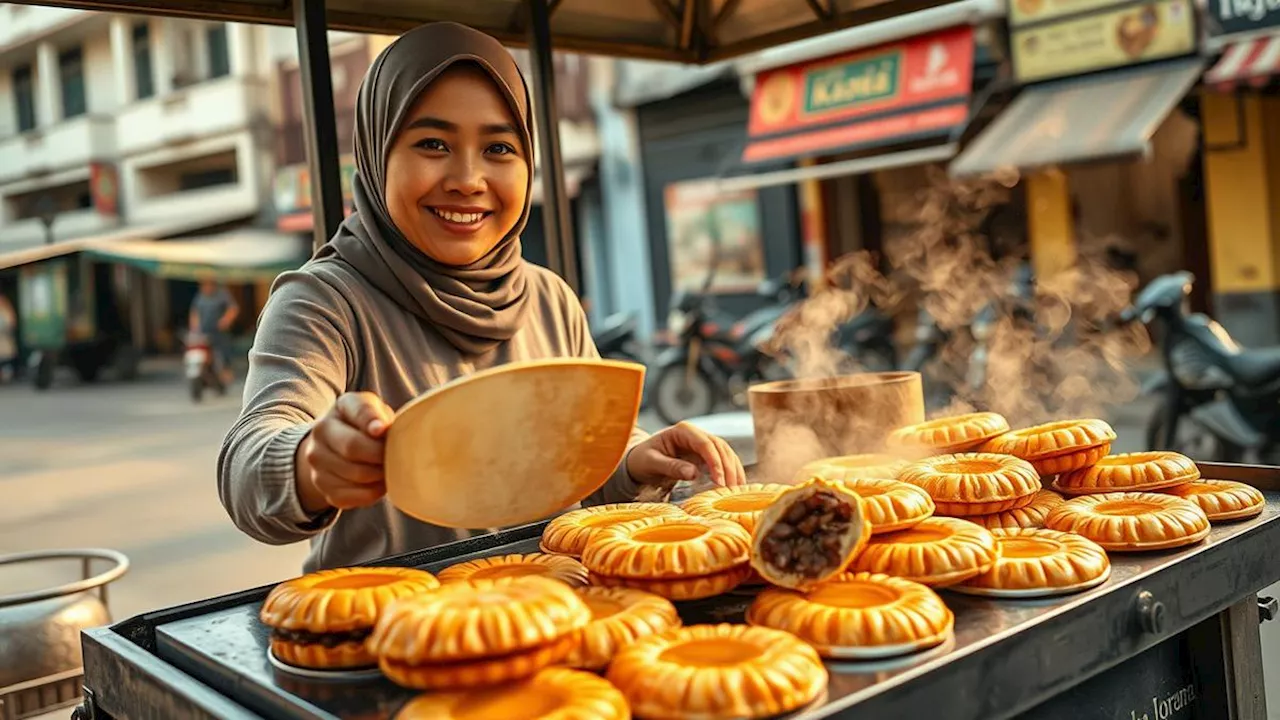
[564, 586, 681, 671]
[581, 515, 752, 600]
[982, 419, 1117, 475]
[259, 566, 439, 670]
[540, 502, 685, 556]
[681, 483, 790, 534]
[1045, 492, 1211, 552]
[952, 528, 1111, 598]
[437, 553, 588, 587]
[899, 452, 1041, 516]
[887, 412, 1011, 454]
[794, 453, 908, 483]
[1054, 451, 1199, 495]
[394, 667, 630, 720]
[750, 478, 871, 590]
[839, 477, 936, 533]
[746, 572, 952, 659]
[972, 489, 1064, 530]
[1165, 479, 1266, 521]
[367, 576, 589, 690]
[607, 624, 827, 720]
[850, 516, 998, 587]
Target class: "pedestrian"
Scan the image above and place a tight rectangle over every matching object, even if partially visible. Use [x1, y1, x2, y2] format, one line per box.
[217, 21, 745, 573]
[0, 292, 15, 383]
[189, 277, 239, 387]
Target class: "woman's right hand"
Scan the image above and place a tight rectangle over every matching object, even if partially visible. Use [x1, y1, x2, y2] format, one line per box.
[295, 392, 397, 514]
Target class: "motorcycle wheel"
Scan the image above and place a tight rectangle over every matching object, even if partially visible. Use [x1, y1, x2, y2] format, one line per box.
[652, 363, 717, 425]
[190, 377, 204, 403]
[1145, 407, 1241, 463]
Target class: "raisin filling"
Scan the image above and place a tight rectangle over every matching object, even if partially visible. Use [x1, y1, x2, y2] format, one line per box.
[271, 627, 373, 648]
[759, 490, 854, 577]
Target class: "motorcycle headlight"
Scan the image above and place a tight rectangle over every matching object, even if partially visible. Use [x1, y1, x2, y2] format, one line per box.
[668, 309, 690, 335]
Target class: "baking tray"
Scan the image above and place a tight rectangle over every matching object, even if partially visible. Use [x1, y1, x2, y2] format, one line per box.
[113, 464, 1280, 719]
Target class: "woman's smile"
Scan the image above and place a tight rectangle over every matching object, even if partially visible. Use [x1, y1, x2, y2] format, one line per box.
[426, 205, 492, 234]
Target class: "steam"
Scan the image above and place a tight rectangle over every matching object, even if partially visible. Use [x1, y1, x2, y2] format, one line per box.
[753, 168, 1151, 480]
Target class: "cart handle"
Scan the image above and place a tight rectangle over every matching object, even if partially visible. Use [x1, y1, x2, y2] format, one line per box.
[0, 548, 130, 609]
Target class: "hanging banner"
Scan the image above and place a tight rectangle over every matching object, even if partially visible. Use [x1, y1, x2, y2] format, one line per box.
[744, 25, 974, 164]
[1205, 0, 1280, 38]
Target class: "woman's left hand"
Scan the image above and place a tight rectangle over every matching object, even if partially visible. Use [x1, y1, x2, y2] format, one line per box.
[626, 422, 747, 489]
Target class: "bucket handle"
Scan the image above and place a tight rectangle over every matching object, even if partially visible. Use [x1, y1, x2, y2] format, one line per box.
[0, 548, 130, 609]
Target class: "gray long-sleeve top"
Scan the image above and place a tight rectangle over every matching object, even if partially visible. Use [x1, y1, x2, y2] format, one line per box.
[217, 256, 650, 573]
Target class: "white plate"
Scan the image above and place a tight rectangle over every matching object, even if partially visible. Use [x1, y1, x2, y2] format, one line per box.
[946, 566, 1111, 599]
[267, 649, 383, 681]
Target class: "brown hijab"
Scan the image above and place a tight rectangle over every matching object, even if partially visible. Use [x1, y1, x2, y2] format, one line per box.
[319, 21, 534, 355]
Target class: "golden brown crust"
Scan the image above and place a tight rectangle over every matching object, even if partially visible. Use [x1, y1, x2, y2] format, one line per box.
[838, 478, 935, 534]
[971, 490, 1065, 529]
[981, 419, 1116, 460]
[259, 567, 440, 634]
[1044, 492, 1211, 551]
[887, 412, 1011, 453]
[539, 502, 686, 556]
[269, 637, 376, 670]
[606, 624, 827, 720]
[580, 515, 751, 579]
[564, 586, 682, 670]
[850, 516, 998, 587]
[746, 572, 952, 657]
[749, 478, 871, 590]
[957, 528, 1110, 592]
[367, 576, 589, 664]
[1164, 479, 1266, 521]
[794, 454, 908, 483]
[1031, 443, 1111, 476]
[437, 553, 588, 587]
[587, 566, 752, 601]
[898, 452, 1041, 515]
[1054, 452, 1199, 495]
[681, 483, 791, 535]
[393, 667, 630, 719]
[379, 635, 576, 691]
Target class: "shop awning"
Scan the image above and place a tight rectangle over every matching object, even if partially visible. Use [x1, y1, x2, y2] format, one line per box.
[716, 142, 957, 192]
[1204, 34, 1280, 91]
[948, 58, 1204, 178]
[83, 230, 312, 282]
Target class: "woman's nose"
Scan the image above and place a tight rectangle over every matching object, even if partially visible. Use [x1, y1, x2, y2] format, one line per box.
[442, 156, 485, 195]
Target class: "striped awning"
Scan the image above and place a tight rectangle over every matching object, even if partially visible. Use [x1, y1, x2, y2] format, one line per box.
[1204, 35, 1280, 91]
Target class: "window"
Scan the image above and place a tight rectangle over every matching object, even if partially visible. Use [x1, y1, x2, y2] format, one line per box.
[132, 22, 154, 99]
[12, 64, 36, 132]
[207, 24, 230, 78]
[179, 167, 236, 191]
[58, 47, 86, 119]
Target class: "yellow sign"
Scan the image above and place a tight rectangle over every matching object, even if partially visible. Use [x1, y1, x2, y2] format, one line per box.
[1010, 0, 1130, 28]
[1011, 0, 1196, 84]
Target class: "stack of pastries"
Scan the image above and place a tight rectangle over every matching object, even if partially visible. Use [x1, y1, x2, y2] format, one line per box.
[252, 409, 1268, 719]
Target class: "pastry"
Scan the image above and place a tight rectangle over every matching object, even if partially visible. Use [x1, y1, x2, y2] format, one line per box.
[367, 576, 589, 690]
[887, 412, 1011, 454]
[750, 478, 871, 590]
[982, 419, 1116, 475]
[259, 567, 439, 670]
[838, 477, 935, 534]
[540, 502, 686, 556]
[899, 452, 1041, 516]
[1045, 492, 1211, 552]
[850, 516, 998, 587]
[681, 483, 791, 534]
[581, 515, 752, 600]
[1165, 479, 1266, 521]
[564, 586, 682, 671]
[952, 528, 1111, 598]
[1054, 451, 1198, 495]
[437, 553, 589, 587]
[607, 624, 827, 720]
[794, 453, 908, 483]
[394, 667, 629, 719]
[746, 572, 952, 659]
[972, 489, 1065, 529]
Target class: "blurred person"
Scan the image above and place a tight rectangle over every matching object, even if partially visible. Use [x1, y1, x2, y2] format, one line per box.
[0, 293, 15, 383]
[189, 278, 239, 386]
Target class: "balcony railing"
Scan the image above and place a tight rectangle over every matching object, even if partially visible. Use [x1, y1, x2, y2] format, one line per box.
[114, 75, 266, 158]
[0, 115, 116, 185]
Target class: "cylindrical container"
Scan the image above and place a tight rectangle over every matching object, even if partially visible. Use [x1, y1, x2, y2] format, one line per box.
[748, 371, 925, 483]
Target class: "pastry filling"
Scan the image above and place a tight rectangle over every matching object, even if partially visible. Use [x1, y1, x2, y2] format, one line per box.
[759, 490, 854, 577]
[271, 627, 373, 647]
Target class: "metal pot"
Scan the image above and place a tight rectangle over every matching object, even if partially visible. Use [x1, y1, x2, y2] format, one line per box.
[0, 549, 129, 689]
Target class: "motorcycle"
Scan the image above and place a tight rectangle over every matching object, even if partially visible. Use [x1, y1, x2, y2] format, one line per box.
[1120, 271, 1280, 461]
[184, 331, 226, 403]
[593, 311, 644, 365]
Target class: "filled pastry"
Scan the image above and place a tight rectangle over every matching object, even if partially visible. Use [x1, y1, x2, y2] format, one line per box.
[1054, 451, 1199, 495]
[838, 477, 936, 534]
[898, 452, 1041, 516]
[581, 515, 753, 600]
[540, 502, 686, 556]
[793, 453, 908, 483]
[1164, 479, 1266, 521]
[971, 489, 1065, 530]
[750, 478, 870, 589]
[952, 528, 1111, 598]
[563, 586, 681, 671]
[887, 412, 1011, 454]
[982, 418, 1116, 475]
[437, 553, 588, 587]
[1045, 492, 1211, 551]
[681, 483, 791, 535]
[394, 667, 629, 719]
[850, 516, 998, 587]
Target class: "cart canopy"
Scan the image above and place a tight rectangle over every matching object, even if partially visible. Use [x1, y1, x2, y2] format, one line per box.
[84, 230, 311, 282]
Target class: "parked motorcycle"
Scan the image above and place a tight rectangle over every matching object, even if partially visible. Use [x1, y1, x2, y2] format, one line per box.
[593, 311, 644, 364]
[184, 332, 226, 403]
[1120, 271, 1280, 461]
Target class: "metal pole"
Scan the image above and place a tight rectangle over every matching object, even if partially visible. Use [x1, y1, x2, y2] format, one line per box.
[294, 0, 344, 252]
[526, 0, 579, 294]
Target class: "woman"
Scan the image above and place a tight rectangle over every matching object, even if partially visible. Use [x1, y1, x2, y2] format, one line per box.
[218, 22, 746, 574]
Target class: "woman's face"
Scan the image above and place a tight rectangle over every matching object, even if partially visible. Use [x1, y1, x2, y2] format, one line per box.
[385, 64, 528, 266]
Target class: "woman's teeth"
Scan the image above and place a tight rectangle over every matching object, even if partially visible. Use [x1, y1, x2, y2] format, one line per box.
[432, 209, 485, 224]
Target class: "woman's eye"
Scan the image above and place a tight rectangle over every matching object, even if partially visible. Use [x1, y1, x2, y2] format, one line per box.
[487, 142, 516, 156]
[416, 138, 447, 152]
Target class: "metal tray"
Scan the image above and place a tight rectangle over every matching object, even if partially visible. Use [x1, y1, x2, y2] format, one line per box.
[84, 463, 1280, 720]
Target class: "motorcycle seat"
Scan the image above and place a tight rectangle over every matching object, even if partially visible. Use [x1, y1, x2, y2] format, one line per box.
[1227, 345, 1280, 388]
[593, 313, 636, 346]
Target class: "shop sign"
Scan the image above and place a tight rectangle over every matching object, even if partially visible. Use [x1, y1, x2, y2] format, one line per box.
[89, 163, 119, 218]
[1206, 0, 1280, 38]
[662, 179, 766, 295]
[19, 261, 67, 349]
[1010, 0, 1198, 84]
[272, 157, 356, 214]
[744, 25, 973, 163]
